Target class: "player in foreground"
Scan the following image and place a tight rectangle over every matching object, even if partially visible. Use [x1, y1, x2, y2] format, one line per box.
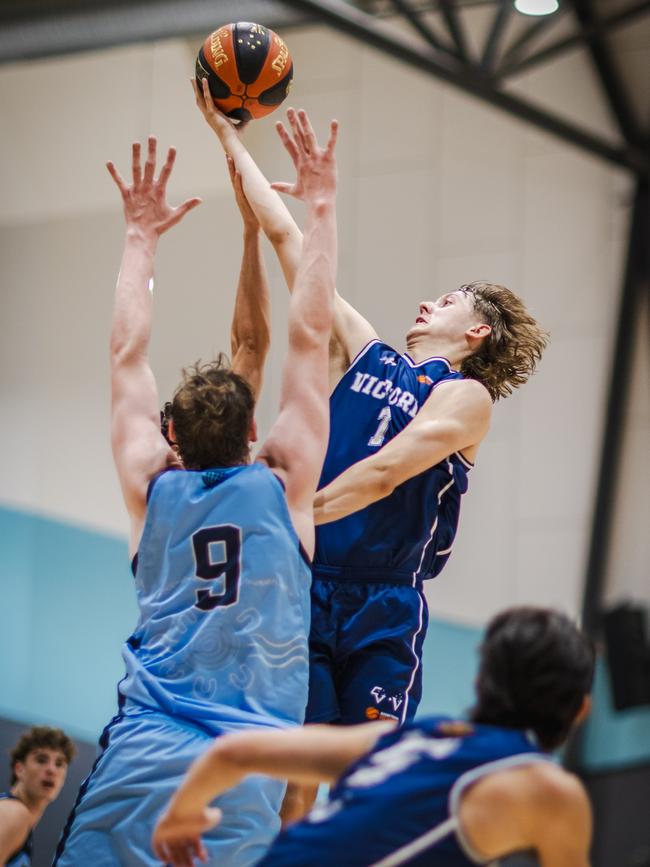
[0, 726, 74, 866]
[55, 113, 338, 867]
[193, 80, 549, 817]
[153, 606, 593, 867]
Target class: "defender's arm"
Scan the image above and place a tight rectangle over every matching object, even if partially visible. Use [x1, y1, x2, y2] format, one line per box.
[152, 723, 392, 867]
[256, 111, 339, 556]
[107, 139, 200, 552]
[314, 379, 492, 525]
[193, 80, 377, 368]
[227, 157, 270, 400]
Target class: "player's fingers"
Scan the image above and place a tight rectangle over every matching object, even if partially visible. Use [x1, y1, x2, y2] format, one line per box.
[201, 76, 215, 113]
[326, 119, 339, 155]
[175, 197, 203, 220]
[287, 108, 308, 155]
[106, 161, 128, 196]
[297, 109, 317, 153]
[275, 121, 300, 166]
[226, 154, 236, 183]
[269, 181, 295, 196]
[157, 146, 176, 188]
[190, 77, 204, 110]
[144, 136, 156, 184]
[131, 141, 142, 186]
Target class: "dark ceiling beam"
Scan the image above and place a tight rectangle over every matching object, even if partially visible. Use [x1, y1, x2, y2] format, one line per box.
[580, 180, 649, 640]
[568, 0, 644, 146]
[499, 1, 650, 79]
[387, 0, 455, 56]
[438, 0, 470, 62]
[481, 0, 512, 73]
[279, 0, 647, 175]
[497, 9, 564, 72]
[0, 0, 309, 64]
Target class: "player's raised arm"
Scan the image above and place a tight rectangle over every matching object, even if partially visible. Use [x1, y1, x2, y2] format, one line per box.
[314, 378, 492, 525]
[152, 722, 391, 867]
[192, 80, 377, 370]
[226, 156, 270, 400]
[255, 110, 338, 555]
[107, 138, 201, 553]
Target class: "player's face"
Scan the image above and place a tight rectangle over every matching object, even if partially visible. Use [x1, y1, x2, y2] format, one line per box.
[408, 290, 479, 341]
[15, 749, 68, 803]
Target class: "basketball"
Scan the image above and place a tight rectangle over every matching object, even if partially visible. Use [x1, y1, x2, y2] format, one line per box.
[195, 22, 293, 122]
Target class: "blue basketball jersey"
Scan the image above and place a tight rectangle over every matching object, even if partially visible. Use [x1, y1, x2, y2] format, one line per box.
[259, 717, 549, 867]
[315, 341, 472, 583]
[0, 793, 32, 866]
[120, 463, 311, 733]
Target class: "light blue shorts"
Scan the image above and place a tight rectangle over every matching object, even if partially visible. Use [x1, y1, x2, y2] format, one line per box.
[54, 706, 284, 867]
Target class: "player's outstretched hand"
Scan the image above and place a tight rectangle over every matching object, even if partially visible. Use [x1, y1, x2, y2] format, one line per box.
[152, 806, 222, 867]
[106, 137, 201, 238]
[271, 108, 338, 204]
[226, 155, 259, 232]
[192, 77, 250, 139]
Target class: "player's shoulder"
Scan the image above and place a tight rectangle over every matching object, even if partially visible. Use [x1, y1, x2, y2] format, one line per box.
[525, 762, 590, 815]
[0, 794, 32, 829]
[475, 759, 588, 817]
[432, 375, 491, 403]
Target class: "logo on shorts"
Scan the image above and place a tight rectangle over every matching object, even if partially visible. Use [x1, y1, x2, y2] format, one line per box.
[365, 706, 398, 721]
[370, 685, 404, 714]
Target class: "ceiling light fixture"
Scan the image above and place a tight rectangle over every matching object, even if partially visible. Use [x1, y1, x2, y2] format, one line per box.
[514, 0, 560, 15]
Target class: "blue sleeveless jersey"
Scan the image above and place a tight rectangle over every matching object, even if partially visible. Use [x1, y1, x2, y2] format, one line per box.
[259, 717, 549, 867]
[0, 793, 32, 866]
[120, 463, 311, 732]
[315, 341, 472, 583]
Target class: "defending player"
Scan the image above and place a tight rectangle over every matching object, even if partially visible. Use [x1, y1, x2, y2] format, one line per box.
[192, 83, 548, 747]
[55, 113, 338, 867]
[0, 726, 74, 867]
[153, 607, 594, 867]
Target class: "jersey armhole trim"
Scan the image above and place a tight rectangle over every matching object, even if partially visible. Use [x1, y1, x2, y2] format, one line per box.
[448, 752, 551, 865]
[269, 471, 313, 567]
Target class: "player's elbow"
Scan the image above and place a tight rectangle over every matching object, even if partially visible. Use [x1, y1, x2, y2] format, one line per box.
[370, 461, 398, 500]
[266, 223, 296, 249]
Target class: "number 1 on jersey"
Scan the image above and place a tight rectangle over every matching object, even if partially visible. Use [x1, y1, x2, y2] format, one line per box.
[368, 406, 392, 447]
[191, 525, 241, 611]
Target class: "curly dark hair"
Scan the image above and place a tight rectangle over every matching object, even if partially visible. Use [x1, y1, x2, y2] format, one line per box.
[470, 607, 595, 751]
[169, 355, 254, 470]
[459, 282, 549, 401]
[10, 726, 75, 784]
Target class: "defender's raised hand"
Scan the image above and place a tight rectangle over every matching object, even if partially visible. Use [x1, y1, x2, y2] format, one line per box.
[272, 108, 338, 203]
[106, 137, 201, 238]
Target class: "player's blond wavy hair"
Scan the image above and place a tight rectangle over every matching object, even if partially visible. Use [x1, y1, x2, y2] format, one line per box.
[460, 282, 548, 401]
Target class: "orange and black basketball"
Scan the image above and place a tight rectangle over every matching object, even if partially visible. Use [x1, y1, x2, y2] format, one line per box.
[196, 22, 293, 122]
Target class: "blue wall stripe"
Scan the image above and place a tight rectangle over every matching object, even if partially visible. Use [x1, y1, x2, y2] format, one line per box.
[1, 505, 649, 768]
[0, 506, 137, 743]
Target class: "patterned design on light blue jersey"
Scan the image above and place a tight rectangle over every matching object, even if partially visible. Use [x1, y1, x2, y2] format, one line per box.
[120, 463, 311, 732]
[0, 793, 32, 866]
[258, 717, 550, 867]
[315, 341, 472, 583]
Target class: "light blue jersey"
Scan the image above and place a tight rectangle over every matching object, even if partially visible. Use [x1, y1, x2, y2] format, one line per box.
[122, 464, 311, 731]
[56, 463, 312, 867]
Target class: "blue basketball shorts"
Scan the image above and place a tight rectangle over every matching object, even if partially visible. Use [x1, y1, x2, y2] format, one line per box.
[305, 577, 429, 726]
[55, 706, 285, 867]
